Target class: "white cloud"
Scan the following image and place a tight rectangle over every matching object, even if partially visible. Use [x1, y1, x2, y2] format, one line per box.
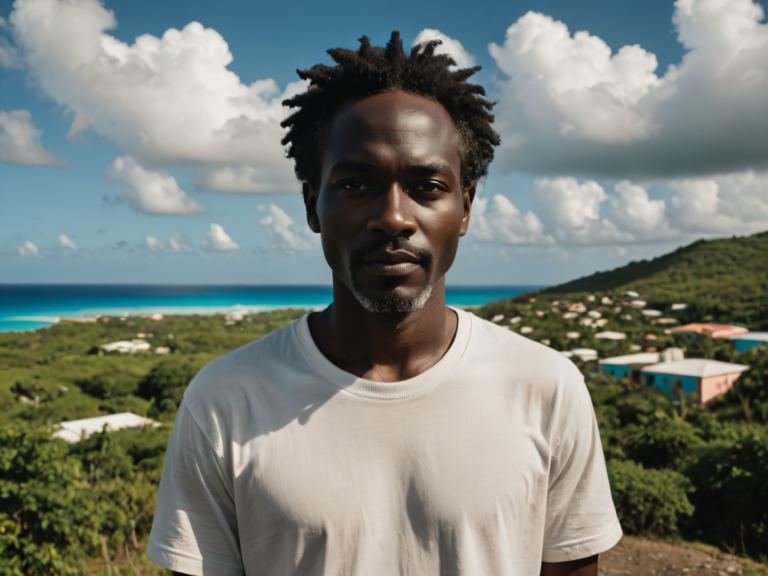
[666, 171, 768, 234]
[470, 194, 552, 245]
[169, 232, 192, 252]
[412, 29, 476, 69]
[18, 240, 39, 256]
[258, 204, 317, 252]
[196, 164, 298, 194]
[532, 178, 629, 245]
[0, 109, 58, 166]
[0, 16, 19, 68]
[205, 223, 238, 251]
[145, 235, 161, 251]
[58, 233, 77, 250]
[107, 155, 205, 215]
[10, 0, 305, 192]
[489, 0, 768, 177]
[467, 170, 768, 248]
[609, 181, 669, 237]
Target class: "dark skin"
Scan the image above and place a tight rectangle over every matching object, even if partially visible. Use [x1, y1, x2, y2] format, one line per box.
[172, 90, 598, 576]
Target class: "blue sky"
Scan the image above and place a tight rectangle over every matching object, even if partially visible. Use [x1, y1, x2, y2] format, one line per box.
[2, 0, 767, 285]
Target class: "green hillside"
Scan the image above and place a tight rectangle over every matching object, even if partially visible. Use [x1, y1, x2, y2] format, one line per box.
[537, 231, 768, 329]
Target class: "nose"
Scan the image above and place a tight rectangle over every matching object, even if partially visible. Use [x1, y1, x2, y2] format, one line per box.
[366, 183, 417, 237]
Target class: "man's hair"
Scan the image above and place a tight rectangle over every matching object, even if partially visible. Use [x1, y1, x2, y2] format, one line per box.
[281, 31, 501, 191]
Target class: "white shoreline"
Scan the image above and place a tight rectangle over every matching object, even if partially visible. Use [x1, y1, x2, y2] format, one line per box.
[1, 303, 329, 330]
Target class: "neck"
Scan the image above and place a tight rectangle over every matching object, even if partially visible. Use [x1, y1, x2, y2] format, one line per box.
[308, 276, 457, 382]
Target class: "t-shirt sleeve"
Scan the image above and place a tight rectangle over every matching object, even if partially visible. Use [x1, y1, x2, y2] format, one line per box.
[542, 367, 623, 563]
[146, 401, 243, 576]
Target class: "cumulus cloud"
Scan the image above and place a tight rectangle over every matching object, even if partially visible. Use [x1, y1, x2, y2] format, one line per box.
[532, 178, 629, 245]
[0, 16, 20, 68]
[412, 29, 476, 69]
[107, 156, 205, 215]
[0, 109, 58, 165]
[471, 194, 552, 245]
[58, 233, 77, 250]
[18, 239, 39, 256]
[10, 0, 305, 192]
[489, 0, 768, 177]
[258, 204, 317, 252]
[169, 232, 192, 252]
[608, 181, 669, 237]
[468, 170, 768, 248]
[145, 235, 161, 251]
[205, 223, 238, 251]
[666, 171, 768, 234]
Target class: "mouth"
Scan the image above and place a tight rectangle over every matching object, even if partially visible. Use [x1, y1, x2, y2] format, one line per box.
[360, 249, 422, 276]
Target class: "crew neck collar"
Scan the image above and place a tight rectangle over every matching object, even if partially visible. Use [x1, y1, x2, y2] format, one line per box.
[293, 306, 472, 401]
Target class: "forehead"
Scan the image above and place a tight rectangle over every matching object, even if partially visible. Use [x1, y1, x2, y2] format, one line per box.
[321, 91, 462, 174]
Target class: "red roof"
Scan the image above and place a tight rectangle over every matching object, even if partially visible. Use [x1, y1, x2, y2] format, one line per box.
[668, 323, 749, 338]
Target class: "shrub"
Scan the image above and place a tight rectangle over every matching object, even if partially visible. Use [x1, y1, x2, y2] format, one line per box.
[607, 459, 694, 537]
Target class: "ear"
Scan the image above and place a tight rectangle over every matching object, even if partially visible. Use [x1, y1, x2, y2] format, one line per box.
[302, 181, 321, 233]
[459, 182, 476, 237]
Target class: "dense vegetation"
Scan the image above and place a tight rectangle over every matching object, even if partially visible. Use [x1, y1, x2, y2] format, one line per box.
[1, 232, 766, 573]
[538, 231, 768, 329]
[0, 310, 305, 575]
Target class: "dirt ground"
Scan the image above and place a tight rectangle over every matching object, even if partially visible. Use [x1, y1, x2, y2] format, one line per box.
[600, 536, 767, 576]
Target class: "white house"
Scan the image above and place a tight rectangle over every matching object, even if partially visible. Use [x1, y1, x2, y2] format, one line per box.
[100, 339, 151, 354]
[53, 412, 160, 443]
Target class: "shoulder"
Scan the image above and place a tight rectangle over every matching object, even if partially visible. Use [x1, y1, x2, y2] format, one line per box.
[180, 317, 306, 438]
[464, 311, 589, 422]
[466, 310, 583, 384]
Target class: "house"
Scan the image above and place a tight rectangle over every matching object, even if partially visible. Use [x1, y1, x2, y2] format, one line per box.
[640, 359, 749, 405]
[600, 352, 660, 378]
[53, 412, 160, 443]
[667, 323, 749, 339]
[729, 332, 768, 352]
[100, 339, 151, 353]
[569, 348, 598, 362]
[595, 331, 627, 340]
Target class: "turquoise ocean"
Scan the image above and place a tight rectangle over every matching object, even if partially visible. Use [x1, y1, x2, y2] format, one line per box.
[0, 285, 542, 332]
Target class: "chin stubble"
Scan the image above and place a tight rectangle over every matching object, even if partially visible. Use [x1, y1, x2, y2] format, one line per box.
[350, 282, 434, 314]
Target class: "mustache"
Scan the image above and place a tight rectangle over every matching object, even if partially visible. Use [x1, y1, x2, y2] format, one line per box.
[351, 238, 433, 267]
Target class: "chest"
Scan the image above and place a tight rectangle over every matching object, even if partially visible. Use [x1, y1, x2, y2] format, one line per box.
[232, 397, 551, 536]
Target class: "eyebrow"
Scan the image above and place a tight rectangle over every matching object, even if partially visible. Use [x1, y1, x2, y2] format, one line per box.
[328, 159, 456, 178]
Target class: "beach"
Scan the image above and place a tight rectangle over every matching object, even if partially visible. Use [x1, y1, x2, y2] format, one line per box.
[0, 284, 540, 332]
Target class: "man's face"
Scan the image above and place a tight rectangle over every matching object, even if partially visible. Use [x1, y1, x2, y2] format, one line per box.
[305, 90, 473, 314]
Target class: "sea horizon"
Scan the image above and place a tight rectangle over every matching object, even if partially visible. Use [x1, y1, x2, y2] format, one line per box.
[0, 283, 545, 333]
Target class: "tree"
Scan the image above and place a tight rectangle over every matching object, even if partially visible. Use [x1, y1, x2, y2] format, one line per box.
[607, 459, 694, 538]
[0, 427, 97, 575]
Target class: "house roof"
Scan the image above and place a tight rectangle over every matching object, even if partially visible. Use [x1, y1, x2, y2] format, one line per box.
[730, 332, 768, 342]
[595, 331, 627, 340]
[668, 323, 749, 338]
[642, 358, 749, 378]
[53, 412, 160, 443]
[600, 352, 660, 365]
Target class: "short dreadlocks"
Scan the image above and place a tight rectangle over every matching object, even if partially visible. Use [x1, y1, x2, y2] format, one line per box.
[281, 31, 500, 192]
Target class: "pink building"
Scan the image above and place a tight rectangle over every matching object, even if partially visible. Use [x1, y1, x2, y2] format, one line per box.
[640, 358, 749, 406]
[667, 323, 749, 339]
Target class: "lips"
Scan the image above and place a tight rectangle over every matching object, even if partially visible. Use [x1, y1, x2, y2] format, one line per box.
[362, 249, 421, 265]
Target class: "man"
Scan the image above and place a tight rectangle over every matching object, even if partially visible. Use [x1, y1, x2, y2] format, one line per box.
[147, 32, 622, 575]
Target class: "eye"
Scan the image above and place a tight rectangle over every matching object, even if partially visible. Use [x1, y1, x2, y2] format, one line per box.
[410, 181, 447, 197]
[336, 179, 372, 193]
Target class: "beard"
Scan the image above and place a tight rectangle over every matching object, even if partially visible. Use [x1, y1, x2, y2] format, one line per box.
[350, 281, 434, 314]
[345, 237, 435, 314]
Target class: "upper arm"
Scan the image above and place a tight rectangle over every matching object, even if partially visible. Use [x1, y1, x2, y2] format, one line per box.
[145, 402, 243, 576]
[540, 554, 599, 576]
[542, 367, 623, 562]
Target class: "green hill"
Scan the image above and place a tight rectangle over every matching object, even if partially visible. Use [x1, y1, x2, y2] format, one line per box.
[531, 231, 768, 329]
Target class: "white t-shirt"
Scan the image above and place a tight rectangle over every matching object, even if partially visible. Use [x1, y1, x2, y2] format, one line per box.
[147, 307, 622, 575]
